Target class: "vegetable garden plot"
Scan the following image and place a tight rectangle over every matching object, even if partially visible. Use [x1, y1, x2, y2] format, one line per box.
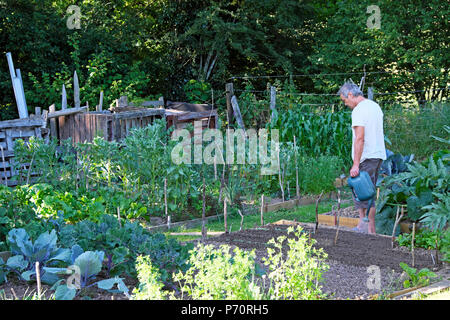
[203, 223, 440, 299]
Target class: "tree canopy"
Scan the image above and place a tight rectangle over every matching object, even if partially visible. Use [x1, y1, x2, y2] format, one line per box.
[0, 0, 448, 120]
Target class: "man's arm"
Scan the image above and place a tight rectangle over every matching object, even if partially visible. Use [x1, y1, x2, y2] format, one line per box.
[350, 126, 364, 177]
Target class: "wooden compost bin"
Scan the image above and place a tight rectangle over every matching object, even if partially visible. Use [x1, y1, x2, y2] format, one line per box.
[57, 109, 166, 144]
[165, 109, 218, 131]
[0, 117, 48, 187]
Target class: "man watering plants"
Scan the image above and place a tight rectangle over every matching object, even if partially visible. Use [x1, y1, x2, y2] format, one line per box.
[338, 82, 386, 234]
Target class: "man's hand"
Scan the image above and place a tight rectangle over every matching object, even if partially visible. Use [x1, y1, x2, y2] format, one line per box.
[350, 164, 360, 177]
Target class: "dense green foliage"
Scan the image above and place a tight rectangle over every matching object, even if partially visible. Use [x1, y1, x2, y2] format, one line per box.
[1, 0, 447, 120]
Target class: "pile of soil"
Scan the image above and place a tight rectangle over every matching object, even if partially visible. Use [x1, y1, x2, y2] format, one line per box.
[203, 223, 442, 299]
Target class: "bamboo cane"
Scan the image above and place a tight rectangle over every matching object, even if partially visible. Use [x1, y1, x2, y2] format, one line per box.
[314, 191, 324, 233]
[411, 222, 416, 267]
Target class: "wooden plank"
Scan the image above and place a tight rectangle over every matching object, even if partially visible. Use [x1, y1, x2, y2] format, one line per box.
[11, 129, 35, 138]
[120, 119, 126, 140]
[112, 109, 165, 120]
[73, 113, 80, 144]
[5, 130, 13, 151]
[169, 232, 224, 237]
[140, 100, 164, 107]
[264, 199, 299, 213]
[0, 118, 45, 130]
[47, 106, 88, 119]
[80, 113, 86, 143]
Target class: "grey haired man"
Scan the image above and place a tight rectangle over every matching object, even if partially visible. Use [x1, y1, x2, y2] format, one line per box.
[338, 82, 386, 234]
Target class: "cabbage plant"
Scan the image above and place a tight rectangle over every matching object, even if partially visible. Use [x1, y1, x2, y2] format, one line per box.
[51, 245, 129, 300]
[6, 228, 71, 284]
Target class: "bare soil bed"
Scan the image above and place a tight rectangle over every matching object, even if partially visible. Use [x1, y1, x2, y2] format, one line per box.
[203, 222, 443, 299]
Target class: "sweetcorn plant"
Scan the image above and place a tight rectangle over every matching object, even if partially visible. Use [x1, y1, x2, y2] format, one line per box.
[262, 226, 329, 300]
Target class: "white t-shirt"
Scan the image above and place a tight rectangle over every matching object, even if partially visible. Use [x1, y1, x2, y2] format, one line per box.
[351, 99, 387, 163]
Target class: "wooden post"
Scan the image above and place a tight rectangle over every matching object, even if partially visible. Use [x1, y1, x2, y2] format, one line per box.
[368, 87, 374, 100]
[74, 71, 80, 109]
[225, 83, 234, 126]
[49, 104, 57, 138]
[270, 86, 276, 123]
[230, 96, 246, 132]
[117, 96, 128, 108]
[62, 84, 67, 110]
[97, 91, 104, 111]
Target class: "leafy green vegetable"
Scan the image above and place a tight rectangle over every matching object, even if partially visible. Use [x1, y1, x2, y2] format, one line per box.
[5, 228, 71, 284]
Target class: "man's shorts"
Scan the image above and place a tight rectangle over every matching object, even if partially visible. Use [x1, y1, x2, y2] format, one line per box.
[352, 158, 383, 209]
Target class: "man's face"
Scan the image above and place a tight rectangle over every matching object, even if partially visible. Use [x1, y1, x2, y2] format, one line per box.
[340, 93, 356, 109]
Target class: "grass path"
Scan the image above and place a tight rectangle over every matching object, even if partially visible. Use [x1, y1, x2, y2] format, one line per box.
[165, 199, 352, 241]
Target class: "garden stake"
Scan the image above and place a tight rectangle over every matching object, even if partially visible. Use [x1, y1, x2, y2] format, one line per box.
[260, 194, 265, 226]
[238, 209, 244, 231]
[224, 197, 228, 234]
[314, 191, 324, 234]
[277, 146, 285, 202]
[164, 178, 169, 227]
[391, 206, 404, 249]
[334, 191, 342, 245]
[10, 288, 18, 300]
[201, 176, 207, 242]
[411, 222, 416, 267]
[35, 262, 41, 300]
[26, 149, 36, 185]
[435, 237, 439, 266]
[117, 207, 122, 228]
[293, 135, 300, 199]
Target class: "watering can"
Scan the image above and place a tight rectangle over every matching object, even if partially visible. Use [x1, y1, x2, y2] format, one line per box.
[348, 171, 376, 222]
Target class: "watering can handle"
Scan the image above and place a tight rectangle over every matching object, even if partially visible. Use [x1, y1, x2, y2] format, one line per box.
[350, 187, 359, 201]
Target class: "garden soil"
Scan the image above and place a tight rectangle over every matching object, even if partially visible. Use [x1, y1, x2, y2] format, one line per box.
[202, 223, 445, 299]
